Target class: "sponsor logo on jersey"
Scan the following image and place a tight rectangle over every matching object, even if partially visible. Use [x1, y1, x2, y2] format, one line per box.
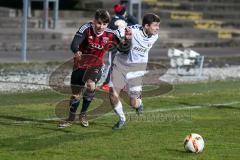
[89, 43, 103, 49]
[133, 46, 147, 53]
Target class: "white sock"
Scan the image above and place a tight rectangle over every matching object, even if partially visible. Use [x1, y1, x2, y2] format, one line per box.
[114, 101, 126, 122]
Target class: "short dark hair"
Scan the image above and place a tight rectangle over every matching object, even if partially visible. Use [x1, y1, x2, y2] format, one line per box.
[95, 9, 110, 23]
[142, 13, 160, 26]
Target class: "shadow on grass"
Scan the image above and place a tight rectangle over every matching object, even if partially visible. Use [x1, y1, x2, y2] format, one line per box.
[0, 118, 114, 152]
[89, 121, 113, 128]
[166, 148, 186, 154]
[166, 148, 202, 159]
[211, 105, 240, 110]
[0, 114, 118, 152]
[0, 114, 114, 129]
[177, 102, 194, 106]
[176, 102, 240, 111]
[0, 114, 55, 125]
[0, 130, 113, 151]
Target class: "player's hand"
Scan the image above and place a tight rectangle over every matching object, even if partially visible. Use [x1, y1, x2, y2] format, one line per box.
[74, 51, 82, 62]
[125, 27, 132, 40]
[73, 51, 82, 68]
[74, 51, 82, 58]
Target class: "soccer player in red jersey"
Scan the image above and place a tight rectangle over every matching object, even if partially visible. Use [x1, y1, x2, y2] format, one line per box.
[59, 9, 123, 128]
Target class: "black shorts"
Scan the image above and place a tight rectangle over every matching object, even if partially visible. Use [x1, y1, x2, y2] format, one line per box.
[71, 66, 102, 93]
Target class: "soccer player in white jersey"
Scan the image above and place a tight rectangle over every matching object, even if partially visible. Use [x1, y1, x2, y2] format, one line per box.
[109, 13, 160, 129]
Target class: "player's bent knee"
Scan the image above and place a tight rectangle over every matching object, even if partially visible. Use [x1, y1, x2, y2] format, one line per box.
[86, 80, 96, 91]
[72, 94, 80, 100]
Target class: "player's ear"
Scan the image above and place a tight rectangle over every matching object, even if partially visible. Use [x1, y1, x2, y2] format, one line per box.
[93, 19, 98, 25]
[144, 23, 150, 29]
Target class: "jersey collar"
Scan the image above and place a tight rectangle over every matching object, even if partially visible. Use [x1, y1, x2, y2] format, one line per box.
[91, 22, 104, 37]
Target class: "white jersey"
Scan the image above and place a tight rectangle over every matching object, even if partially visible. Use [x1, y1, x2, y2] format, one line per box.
[115, 24, 158, 65]
[110, 25, 158, 93]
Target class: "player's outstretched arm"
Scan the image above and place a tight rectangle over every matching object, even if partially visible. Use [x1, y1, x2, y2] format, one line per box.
[117, 27, 132, 53]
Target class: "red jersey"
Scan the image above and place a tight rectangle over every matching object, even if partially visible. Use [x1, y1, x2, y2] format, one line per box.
[71, 22, 119, 69]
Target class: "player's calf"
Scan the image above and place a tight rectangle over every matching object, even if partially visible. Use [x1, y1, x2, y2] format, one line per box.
[58, 95, 80, 128]
[80, 88, 95, 127]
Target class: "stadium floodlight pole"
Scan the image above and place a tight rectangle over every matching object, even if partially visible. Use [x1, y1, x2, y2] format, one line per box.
[53, 0, 59, 29]
[137, 0, 142, 24]
[44, 0, 49, 30]
[21, 0, 28, 62]
[127, 0, 142, 24]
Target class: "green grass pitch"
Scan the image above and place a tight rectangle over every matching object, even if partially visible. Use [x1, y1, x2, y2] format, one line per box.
[0, 80, 239, 160]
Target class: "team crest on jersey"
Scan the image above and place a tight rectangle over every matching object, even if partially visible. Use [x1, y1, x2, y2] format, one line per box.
[89, 36, 93, 39]
[103, 37, 109, 44]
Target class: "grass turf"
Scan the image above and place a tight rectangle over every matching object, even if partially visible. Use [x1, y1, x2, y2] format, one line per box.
[0, 80, 239, 160]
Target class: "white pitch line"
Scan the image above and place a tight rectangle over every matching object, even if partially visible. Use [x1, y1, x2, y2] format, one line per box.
[42, 101, 240, 121]
[2, 101, 238, 124]
[42, 106, 203, 121]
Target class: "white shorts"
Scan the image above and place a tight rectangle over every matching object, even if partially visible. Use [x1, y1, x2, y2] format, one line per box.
[109, 56, 147, 97]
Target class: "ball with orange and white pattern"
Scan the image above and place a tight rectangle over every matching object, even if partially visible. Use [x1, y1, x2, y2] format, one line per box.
[184, 133, 205, 153]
